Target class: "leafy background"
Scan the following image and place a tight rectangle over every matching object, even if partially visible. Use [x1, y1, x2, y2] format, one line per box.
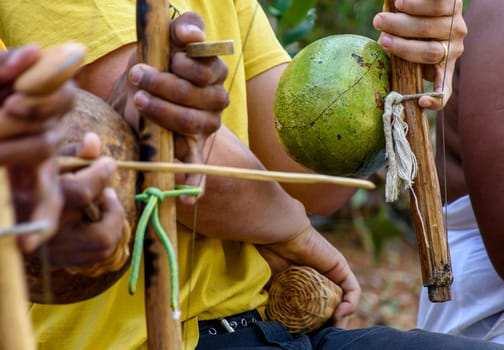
[258, 0, 471, 329]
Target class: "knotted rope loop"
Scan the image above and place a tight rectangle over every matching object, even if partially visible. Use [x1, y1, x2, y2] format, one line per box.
[129, 185, 202, 320]
[383, 91, 444, 203]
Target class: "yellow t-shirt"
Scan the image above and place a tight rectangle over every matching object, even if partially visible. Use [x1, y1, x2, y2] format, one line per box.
[0, 1, 290, 349]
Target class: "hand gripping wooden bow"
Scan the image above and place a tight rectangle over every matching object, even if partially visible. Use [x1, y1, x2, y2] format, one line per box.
[384, 0, 453, 302]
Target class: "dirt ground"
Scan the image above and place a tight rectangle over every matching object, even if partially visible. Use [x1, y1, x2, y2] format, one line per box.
[323, 228, 423, 330]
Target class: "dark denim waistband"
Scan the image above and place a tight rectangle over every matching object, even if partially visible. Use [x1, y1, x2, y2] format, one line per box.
[198, 310, 263, 335]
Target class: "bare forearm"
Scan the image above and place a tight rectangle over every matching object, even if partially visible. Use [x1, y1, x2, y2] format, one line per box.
[176, 126, 310, 243]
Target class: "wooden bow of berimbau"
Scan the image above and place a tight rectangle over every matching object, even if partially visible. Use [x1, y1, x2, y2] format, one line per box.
[0, 169, 36, 349]
[136, 1, 183, 348]
[384, 0, 453, 302]
[136, 1, 233, 347]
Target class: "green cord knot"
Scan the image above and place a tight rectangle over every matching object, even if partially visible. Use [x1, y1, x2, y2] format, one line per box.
[129, 185, 202, 319]
[139, 187, 167, 202]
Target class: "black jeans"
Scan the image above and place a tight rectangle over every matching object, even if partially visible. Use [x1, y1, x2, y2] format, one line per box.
[196, 311, 504, 350]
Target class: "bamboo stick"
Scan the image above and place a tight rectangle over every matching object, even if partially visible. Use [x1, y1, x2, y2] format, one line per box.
[0, 168, 36, 350]
[384, 1, 452, 302]
[136, 1, 182, 349]
[58, 156, 376, 189]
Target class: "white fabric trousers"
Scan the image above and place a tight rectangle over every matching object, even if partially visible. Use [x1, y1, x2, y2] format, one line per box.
[416, 195, 504, 343]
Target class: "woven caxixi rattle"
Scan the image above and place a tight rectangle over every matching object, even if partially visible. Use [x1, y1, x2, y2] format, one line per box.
[266, 266, 343, 333]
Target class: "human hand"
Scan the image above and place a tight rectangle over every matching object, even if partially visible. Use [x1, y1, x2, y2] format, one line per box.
[0, 44, 79, 252]
[110, 12, 228, 195]
[257, 225, 361, 327]
[1, 44, 83, 135]
[46, 133, 128, 270]
[373, 0, 467, 110]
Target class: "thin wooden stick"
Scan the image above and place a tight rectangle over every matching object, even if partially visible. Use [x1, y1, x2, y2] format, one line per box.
[58, 156, 376, 189]
[0, 168, 36, 350]
[384, 1, 452, 302]
[136, 1, 182, 349]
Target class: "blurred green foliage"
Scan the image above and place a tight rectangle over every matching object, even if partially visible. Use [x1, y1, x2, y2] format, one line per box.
[259, 0, 472, 258]
[260, 0, 473, 47]
[260, 0, 317, 55]
[259, 0, 383, 48]
[261, 0, 317, 44]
